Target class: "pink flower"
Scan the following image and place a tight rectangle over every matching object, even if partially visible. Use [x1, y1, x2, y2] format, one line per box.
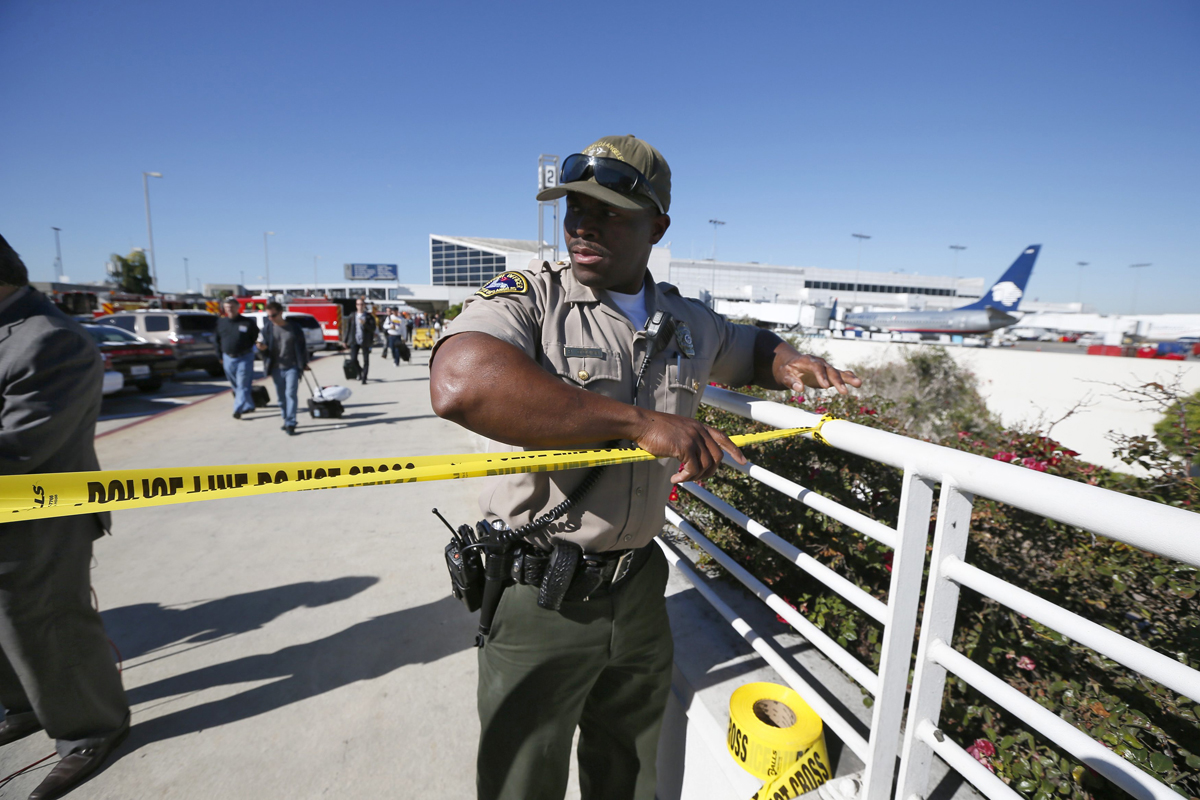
[1021, 456, 1039, 469]
[994, 452, 1015, 463]
[1031, 461, 1048, 472]
[883, 552, 893, 573]
[968, 739, 995, 758]
[775, 598, 797, 624]
[793, 394, 806, 404]
[957, 431, 970, 440]
[966, 739, 997, 772]
[814, 406, 828, 414]
[1016, 656, 1036, 671]
[669, 487, 679, 503]
[858, 406, 877, 416]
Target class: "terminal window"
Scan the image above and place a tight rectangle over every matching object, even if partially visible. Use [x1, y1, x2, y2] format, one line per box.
[431, 238, 507, 287]
[804, 280, 955, 297]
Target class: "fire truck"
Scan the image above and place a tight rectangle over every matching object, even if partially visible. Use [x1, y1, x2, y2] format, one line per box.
[231, 295, 343, 347]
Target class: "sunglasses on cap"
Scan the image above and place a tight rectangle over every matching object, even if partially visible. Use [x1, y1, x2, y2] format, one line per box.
[559, 154, 666, 215]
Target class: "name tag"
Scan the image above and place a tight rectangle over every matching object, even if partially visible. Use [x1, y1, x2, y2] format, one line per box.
[564, 346, 605, 359]
[238, 324, 248, 332]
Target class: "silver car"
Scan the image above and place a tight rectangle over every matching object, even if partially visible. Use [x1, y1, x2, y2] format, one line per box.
[93, 310, 223, 376]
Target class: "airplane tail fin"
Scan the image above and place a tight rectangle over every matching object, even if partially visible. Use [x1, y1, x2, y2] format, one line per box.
[828, 298, 838, 328]
[956, 245, 1040, 312]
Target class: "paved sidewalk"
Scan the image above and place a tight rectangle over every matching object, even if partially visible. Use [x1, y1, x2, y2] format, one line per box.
[1, 351, 981, 800]
[1, 353, 490, 798]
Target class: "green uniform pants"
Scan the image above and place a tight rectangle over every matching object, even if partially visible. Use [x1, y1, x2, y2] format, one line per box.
[476, 545, 673, 800]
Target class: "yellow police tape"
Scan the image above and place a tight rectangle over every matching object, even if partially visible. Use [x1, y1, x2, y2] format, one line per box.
[0, 422, 833, 523]
[727, 682, 830, 799]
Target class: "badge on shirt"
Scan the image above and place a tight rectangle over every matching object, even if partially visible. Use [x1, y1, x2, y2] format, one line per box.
[675, 322, 696, 358]
[476, 272, 529, 299]
[238, 324, 248, 332]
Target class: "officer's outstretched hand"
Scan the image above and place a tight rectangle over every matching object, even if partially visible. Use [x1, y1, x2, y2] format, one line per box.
[776, 354, 862, 395]
[633, 411, 747, 484]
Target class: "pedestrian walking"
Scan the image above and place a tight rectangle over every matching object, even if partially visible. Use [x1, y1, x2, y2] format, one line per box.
[257, 301, 308, 436]
[340, 297, 375, 384]
[383, 306, 406, 366]
[214, 297, 259, 419]
[0, 233, 131, 799]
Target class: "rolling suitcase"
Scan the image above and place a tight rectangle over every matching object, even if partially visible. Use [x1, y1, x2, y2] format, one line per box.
[304, 369, 345, 419]
[343, 357, 360, 380]
[251, 385, 270, 408]
[395, 338, 411, 363]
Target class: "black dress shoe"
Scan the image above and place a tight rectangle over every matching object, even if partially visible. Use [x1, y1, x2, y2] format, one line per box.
[29, 722, 129, 800]
[0, 715, 42, 747]
[285, 426, 296, 436]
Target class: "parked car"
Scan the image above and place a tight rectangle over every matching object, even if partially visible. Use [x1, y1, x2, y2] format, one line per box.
[243, 311, 325, 354]
[93, 309, 222, 376]
[82, 324, 177, 392]
[100, 352, 125, 395]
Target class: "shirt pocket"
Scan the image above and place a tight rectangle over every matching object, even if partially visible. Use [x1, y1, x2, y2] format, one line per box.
[665, 356, 710, 417]
[546, 343, 624, 390]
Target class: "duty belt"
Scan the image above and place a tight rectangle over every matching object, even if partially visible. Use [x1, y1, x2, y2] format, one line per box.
[509, 543, 652, 602]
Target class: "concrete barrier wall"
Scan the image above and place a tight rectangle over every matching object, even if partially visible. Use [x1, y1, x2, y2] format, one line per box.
[811, 340, 1200, 473]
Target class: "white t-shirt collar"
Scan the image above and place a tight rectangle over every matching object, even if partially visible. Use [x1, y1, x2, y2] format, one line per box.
[606, 285, 647, 328]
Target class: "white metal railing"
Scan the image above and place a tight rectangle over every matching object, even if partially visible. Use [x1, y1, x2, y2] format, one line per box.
[662, 386, 1200, 800]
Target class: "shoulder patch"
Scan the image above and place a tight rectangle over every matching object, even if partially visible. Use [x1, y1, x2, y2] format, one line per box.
[476, 271, 530, 299]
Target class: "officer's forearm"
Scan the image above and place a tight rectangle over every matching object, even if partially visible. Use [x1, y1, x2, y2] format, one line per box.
[430, 332, 648, 448]
[752, 330, 795, 390]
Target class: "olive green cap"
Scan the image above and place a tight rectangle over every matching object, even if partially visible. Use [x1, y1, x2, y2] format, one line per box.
[536, 135, 671, 213]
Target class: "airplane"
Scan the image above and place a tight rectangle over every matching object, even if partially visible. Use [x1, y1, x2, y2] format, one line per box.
[841, 244, 1040, 335]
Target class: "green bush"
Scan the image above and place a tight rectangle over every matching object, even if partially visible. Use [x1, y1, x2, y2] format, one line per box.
[1151, 389, 1200, 470]
[676, 376, 1199, 800]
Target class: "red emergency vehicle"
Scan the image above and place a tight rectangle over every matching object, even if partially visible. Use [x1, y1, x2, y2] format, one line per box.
[231, 295, 342, 347]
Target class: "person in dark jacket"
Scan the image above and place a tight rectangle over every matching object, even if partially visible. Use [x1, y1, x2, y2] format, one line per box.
[257, 301, 308, 435]
[340, 297, 376, 384]
[214, 297, 259, 419]
[0, 233, 130, 800]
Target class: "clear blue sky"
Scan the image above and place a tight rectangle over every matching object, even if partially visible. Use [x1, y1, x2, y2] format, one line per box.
[2, 0, 1197, 314]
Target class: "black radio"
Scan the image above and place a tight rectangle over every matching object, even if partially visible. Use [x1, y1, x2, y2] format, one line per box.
[434, 509, 485, 612]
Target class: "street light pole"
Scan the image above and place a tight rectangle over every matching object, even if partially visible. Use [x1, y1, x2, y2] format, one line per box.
[1129, 263, 1151, 315]
[708, 219, 726, 261]
[183, 257, 189, 294]
[142, 171, 163, 297]
[949, 245, 966, 297]
[1076, 262, 1089, 306]
[51, 227, 63, 281]
[263, 231, 275, 292]
[852, 233, 871, 305]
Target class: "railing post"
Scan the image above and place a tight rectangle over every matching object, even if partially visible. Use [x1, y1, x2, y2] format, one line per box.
[861, 469, 935, 800]
[896, 480, 975, 800]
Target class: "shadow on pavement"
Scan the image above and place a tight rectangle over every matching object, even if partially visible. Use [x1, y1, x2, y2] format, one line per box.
[124, 595, 473, 749]
[366, 375, 430, 383]
[103, 577, 380, 661]
[298, 413, 438, 433]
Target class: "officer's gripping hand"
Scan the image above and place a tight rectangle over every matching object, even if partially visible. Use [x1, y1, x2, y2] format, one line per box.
[632, 411, 747, 484]
[776, 354, 861, 395]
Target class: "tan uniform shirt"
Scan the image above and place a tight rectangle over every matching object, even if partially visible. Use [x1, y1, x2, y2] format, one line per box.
[436, 261, 758, 552]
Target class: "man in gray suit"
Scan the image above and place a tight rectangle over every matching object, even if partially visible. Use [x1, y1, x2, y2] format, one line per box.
[0, 234, 129, 799]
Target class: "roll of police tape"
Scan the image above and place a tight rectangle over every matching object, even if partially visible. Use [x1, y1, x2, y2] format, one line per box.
[0, 425, 823, 523]
[727, 682, 830, 798]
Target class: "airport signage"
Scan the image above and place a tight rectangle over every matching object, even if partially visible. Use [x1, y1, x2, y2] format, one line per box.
[344, 263, 398, 281]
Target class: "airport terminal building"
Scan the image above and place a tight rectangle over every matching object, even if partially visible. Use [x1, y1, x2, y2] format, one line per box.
[242, 234, 990, 317]
[428, 235, 985, 312]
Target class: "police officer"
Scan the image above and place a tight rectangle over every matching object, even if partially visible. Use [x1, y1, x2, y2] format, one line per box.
[429, 135, 860, 800]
